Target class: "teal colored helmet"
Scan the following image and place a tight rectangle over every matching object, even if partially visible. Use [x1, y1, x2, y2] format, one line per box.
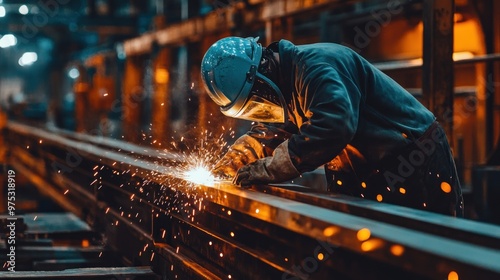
[201, 36, 286, 123]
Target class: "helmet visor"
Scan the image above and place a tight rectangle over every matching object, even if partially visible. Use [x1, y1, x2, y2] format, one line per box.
[224, 77, 285, 123]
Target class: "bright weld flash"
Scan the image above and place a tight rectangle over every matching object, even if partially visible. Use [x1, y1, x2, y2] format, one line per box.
[182, 165, 216, 186]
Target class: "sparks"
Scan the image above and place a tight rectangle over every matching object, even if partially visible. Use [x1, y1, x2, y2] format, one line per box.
[182, 164, 216, 186]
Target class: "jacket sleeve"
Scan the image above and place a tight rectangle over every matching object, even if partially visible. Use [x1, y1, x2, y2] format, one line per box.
[288, 64, 362, 173]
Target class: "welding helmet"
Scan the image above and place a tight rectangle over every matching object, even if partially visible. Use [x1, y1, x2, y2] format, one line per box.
[201, 37, 286, 123]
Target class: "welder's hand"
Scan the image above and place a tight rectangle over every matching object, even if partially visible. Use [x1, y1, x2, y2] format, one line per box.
[212, 134, 265, 180]
[212, 155, 245, 179]
[234, 140, 300, 188]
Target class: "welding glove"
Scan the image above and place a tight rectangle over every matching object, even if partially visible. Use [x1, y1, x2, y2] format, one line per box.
[234, 140, 300, 187]
[212, 134, 265, 179]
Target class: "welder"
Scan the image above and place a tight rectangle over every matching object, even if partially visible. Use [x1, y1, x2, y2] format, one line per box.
[201, 36, 463, 217]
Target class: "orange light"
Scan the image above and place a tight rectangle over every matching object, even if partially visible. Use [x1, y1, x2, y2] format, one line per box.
[361, 182, 367, 188]
[323, 226, 339, 237]
[390, 244, 405, 256]
[336, 180, 343, 186]
[155, 68, 169, 84]
[376, 194, 383, 202]
[357, 228, 371, 241]
[317, 253, 324, 261]
[361, 239, 383, 252]
[448, 271, 459, 280]
[453, 13, 464, 23]
[441, 182, 452, 193]
[399, 188, 406, 194]
[82, 239, 90, 248]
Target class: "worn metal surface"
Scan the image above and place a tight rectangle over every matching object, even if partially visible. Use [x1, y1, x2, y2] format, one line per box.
[5, 121, 500, 279]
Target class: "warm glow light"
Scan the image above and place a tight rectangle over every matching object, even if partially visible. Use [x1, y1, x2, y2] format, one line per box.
[182, 165, 216, 186]
[361, 239, 383, 252]
[323, 226, 339, 237]
[390, 244, 405, 256]
[357, 228, 371, 241]
[453, 51, 474, 61]
[376, 194, 383, 202]
[441, 182, 452, 193]
[317, 253, 324, 261]
[361, 182, 367, 188]
[336, 180, 342, 186]
[82, 239, 90, 248]
[448, 271, 459, 280]
[453, 13, 464, 23]
[155, 68, 169, 84]
[399, 187, 406, 194]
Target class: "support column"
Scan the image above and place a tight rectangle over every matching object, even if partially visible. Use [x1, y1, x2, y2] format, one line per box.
[122, 56, 144, 143]
[422, 0, 455, 144]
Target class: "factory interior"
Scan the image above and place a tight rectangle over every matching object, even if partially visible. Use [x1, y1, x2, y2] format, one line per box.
[1, 0, 500, 279]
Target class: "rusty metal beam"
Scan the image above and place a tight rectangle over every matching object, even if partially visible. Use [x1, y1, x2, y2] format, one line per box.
[422, 0, 455, 143]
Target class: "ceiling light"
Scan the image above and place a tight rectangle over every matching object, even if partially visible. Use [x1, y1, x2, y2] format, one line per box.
[0, 34, 17, 48]
[19, 52, 38, 67]
[19, 5, 29, 15]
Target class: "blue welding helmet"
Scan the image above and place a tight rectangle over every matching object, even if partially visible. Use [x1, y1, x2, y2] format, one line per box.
[201, 36, 286, 123]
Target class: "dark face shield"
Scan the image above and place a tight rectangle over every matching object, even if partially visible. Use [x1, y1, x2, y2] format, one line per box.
[221, 73, 286, 123]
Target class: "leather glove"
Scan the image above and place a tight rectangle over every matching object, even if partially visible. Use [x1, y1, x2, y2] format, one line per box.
[234, 140, 300, 187]
[212, 134, 265, 179]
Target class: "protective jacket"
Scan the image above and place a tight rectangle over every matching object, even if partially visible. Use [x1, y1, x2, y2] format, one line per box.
[222, 40, 463, 216]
